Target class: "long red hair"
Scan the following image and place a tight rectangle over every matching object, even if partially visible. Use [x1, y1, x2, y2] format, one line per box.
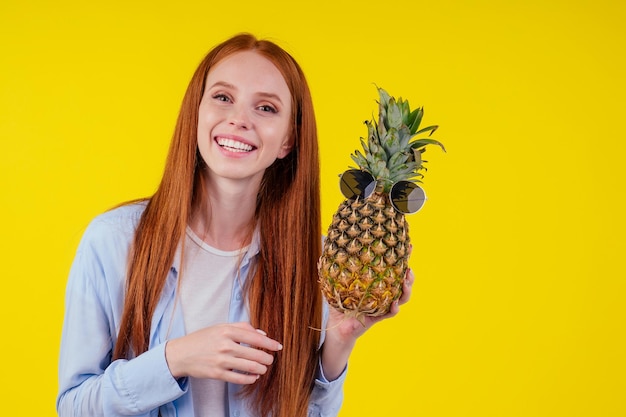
[112, 33, 323, 417]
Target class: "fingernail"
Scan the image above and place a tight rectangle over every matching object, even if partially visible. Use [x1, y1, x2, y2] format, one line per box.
[277, 343, 283, 351]
[256, 329, 267, 336]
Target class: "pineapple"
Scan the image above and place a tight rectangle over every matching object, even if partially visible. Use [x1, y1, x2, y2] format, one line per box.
[318, 86, 445, 321]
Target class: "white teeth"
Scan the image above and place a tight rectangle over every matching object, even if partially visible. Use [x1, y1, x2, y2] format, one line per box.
[217, 138, 253, 152]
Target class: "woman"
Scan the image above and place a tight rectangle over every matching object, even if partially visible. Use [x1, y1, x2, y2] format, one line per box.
[57, 33, 413, 417]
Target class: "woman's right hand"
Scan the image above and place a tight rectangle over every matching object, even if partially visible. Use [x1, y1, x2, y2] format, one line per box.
[164, 322, 283, 385]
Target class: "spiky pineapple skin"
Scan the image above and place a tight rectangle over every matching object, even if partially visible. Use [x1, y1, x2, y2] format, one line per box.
[317, 192, 410, 318]
[318, 86, 443, 319]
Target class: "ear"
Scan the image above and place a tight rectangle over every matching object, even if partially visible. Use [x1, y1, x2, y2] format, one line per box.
[277, 134, 294, 159]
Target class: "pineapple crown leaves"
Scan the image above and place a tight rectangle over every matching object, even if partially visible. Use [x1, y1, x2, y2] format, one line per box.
[350, 86, 445, 192]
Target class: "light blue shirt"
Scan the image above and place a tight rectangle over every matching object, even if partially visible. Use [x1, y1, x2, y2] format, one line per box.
[57, 203, 345, 417]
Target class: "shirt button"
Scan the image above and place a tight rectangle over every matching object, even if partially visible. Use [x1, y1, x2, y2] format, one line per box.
[236, 293, 242, 301]
[233, 411, 240, 417]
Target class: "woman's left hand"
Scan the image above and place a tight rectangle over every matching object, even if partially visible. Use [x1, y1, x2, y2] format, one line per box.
[327, 267, 415, 342]
[320, 267, 415, 380]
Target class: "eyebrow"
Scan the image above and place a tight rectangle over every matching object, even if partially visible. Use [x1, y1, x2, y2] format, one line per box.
[208, 81, 284, 104]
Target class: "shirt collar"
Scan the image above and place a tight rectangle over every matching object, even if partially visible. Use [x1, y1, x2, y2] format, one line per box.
[171, 225, 261, 275]
[240, 226, 261, 268]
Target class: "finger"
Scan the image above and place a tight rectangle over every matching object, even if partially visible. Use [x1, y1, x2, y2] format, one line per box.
[230, 322, 257, 332]
[228, 356, 270, 377]
[232, 343, 276, 367]
[206, 326, 279, 369]
[228, 323, 283, 353]
[404, 266, 415, 285]
[207, 342, 273, 377]
[398, 268, 414, 305]
[387, 299, 401, 317]
[223, 369, 261, 385]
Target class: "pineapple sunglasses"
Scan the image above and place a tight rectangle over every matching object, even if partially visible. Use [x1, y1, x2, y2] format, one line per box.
[339, 169, 427, 215]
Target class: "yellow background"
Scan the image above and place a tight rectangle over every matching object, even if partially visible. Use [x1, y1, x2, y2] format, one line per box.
[1, 0, 624, 415]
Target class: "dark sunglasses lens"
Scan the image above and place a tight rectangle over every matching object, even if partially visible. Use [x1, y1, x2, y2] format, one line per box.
[390, 181, 426, 214]
[339, 170, 376, 200]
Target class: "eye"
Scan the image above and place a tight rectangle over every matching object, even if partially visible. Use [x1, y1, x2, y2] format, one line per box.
[212, 93, 231, 102]
[258, 104, 277, 113]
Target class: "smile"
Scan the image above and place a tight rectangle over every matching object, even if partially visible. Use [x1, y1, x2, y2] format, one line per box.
[216, 137, 255, 153]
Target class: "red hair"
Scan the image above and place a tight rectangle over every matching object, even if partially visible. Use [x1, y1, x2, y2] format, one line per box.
[113, 33, 322, 417]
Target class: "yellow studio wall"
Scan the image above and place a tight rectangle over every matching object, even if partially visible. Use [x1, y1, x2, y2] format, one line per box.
[1, 0, 624, 415]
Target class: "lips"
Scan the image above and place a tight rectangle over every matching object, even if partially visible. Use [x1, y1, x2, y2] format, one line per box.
[216, 137, 255, 153]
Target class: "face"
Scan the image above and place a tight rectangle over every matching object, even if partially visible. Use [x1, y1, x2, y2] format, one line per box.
[197, 50, 293, 187]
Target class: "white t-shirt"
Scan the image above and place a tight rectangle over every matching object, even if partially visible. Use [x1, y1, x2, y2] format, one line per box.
[180, 226, 248, 417]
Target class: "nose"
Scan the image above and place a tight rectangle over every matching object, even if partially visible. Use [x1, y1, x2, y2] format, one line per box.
[228, 104, 250, 130]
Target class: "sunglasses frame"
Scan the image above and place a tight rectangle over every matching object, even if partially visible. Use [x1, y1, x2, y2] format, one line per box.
[338, 169, 427, 214]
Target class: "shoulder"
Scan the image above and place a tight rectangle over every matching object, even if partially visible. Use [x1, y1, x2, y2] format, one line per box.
[90, 201, 147, 230]
[66, 202, 149, 301]
[86, 202, 146, 237]
[77, 201, 148, 255]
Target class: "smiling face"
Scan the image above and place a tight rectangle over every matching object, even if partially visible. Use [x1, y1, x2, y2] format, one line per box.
[196, 50, 293, 188]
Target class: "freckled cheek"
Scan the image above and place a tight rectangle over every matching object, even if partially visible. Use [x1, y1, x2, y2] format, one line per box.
[196, 124, 208, 145]
[196, 123, 215, 156]
[264, 122, 290, 143]
[197, 114, 219, 141]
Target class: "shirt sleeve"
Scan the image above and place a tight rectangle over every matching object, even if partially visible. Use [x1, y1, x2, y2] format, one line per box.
[308, 357, 347, 417]
[307, 298, 347, 417]
[56, 213, 187, 417]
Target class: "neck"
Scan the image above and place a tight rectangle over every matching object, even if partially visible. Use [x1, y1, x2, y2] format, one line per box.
[190, 176, 260, 251]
